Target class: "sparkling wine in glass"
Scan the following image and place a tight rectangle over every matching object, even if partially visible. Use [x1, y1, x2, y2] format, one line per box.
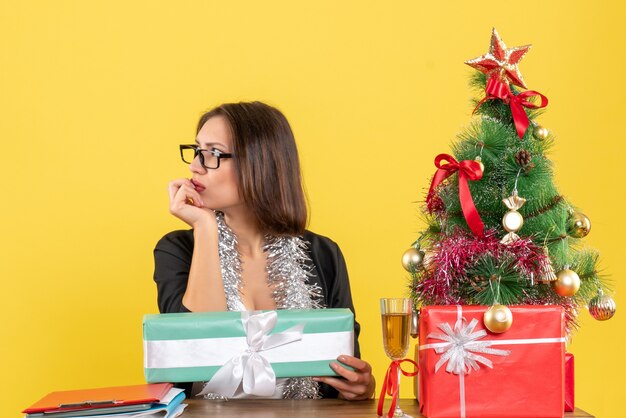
[380, 298, 412, 418]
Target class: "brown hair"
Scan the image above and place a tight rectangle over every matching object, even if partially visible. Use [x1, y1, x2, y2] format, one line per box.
[197, 101, 307, 236]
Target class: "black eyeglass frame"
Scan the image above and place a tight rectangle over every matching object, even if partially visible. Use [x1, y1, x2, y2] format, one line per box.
[179, 144, 234, 169]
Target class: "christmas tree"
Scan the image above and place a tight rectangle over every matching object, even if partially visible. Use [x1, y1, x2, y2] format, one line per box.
[404, 28, 616, 335]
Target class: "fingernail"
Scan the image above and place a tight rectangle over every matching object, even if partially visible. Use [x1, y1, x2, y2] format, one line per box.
[312, 377, 320, 382]
[338, 355, 346, 362]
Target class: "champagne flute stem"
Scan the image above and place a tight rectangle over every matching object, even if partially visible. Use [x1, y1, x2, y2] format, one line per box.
[394, 367, 403, 416]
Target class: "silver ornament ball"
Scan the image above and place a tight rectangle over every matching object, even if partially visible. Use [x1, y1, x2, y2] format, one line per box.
[410, 309, 420, 338]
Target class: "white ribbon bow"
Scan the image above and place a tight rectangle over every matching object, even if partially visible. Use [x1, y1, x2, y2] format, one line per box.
[427, 317, 510, 375]
[198, 311, 304, 398]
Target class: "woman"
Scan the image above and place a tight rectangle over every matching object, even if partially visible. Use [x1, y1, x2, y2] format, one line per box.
[153, 101, 374, 400]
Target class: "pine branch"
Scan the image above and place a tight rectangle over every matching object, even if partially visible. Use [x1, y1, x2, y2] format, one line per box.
[461, 254, 536, 305]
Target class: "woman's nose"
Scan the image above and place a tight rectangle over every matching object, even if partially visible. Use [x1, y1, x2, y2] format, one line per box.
[189, 155, 206, 174]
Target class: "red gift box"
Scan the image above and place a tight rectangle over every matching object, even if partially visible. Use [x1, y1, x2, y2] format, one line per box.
[418, 305, 565, 418]
[564, 352, 574, 412]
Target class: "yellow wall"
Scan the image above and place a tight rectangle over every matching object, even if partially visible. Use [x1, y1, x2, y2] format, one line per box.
[2, 1, 624, 417]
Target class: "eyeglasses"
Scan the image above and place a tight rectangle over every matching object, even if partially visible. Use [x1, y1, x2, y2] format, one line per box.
[179, 144, 234, 169]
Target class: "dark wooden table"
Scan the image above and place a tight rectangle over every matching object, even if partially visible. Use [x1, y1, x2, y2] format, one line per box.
[181, 399, 594, 417]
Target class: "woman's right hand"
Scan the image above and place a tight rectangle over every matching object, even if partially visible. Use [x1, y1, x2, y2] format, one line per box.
[168, 178, 216, 228]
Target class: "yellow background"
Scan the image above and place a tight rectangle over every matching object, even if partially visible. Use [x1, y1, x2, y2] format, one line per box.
[2, 1, 624, 416]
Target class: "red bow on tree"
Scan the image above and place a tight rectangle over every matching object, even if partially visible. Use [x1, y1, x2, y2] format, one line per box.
[427, 154, 484, 237]
[376, 359, 419, 418]
[475, 74, 548, 139]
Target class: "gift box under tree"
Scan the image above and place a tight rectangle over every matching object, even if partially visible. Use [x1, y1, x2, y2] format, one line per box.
[418, 305, 565, 418]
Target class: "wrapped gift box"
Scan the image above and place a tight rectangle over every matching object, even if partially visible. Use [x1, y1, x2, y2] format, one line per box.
[143, 308, 354, 384]
[418, 305, 565, 418]
[564, 352, 575, 412]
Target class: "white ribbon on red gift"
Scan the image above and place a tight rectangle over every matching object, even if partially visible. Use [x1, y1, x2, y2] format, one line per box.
[423, 316, 511, 374]
[419, 305, 567, 418]
[197, 310, 305, 398]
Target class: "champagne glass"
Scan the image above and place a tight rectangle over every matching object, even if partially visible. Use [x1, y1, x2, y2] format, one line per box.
[380, 298, 412, 418]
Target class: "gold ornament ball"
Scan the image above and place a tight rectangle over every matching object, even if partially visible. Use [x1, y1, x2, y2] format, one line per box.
[502, 210, 524, 233]
[483, 304, 513, 333]
[533, 125, 549, 140]
[567, 212, 591, 238]
[474, 157, 485, 174]
[552, 269, 581, 297]
[588, 293, 616, 321]
[402, 248, 424, 271]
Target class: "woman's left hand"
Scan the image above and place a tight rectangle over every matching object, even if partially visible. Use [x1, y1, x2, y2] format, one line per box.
[313, 355, 375, 400]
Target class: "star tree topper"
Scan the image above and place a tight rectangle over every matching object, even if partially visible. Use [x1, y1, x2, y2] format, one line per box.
[465, 28, 531, 89]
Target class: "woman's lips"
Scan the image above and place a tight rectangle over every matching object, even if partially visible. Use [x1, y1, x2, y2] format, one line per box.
[190, 179, 206, 192]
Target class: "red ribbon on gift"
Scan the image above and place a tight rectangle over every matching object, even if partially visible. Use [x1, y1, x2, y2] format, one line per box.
[427, 154, 484, 237]
[377, 358, 419, 418]
[474, 75, 548, 139]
